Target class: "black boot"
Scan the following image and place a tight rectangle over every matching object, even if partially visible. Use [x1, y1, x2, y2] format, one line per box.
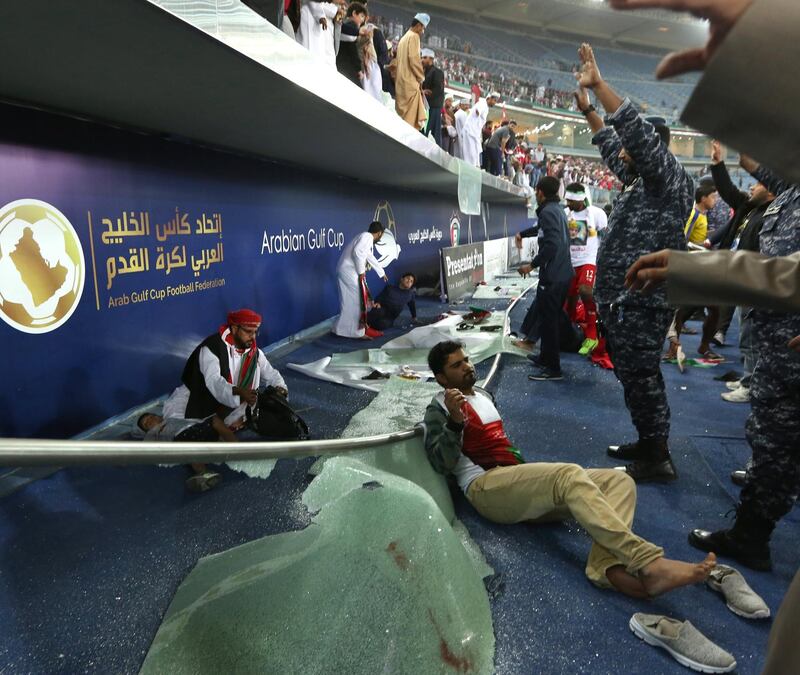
[618, 438, 677, 483]
[607, 441, 645, 460]
[730, 469, 748, 487]
[689, 507, 774, 571]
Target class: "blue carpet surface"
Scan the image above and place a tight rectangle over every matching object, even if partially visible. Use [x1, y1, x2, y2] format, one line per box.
[0, 294, 796, 674]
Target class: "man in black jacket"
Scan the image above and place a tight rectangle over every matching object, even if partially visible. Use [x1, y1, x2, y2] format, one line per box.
[708, 144, 775, 360]
[421, 48, 445, 145]
[516, 176, 574, 381]
[336, 3, 367, 86]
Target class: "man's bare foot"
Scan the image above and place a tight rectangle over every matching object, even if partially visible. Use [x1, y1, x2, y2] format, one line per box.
[513, 339, 534, 352]
[606, 565, 649, 599]
[639, 553, 716, 597]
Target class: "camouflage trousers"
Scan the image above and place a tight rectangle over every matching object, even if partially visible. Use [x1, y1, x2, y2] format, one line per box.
[742, 342, 800, 524]
[599, 304, 673, 441]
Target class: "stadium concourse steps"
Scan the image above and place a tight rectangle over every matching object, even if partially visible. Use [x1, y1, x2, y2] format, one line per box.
[372, 0, 697, 115]
[1, 292, 795, 674]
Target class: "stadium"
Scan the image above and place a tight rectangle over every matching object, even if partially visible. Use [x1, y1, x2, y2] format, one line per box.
[0, 0, 797, 673]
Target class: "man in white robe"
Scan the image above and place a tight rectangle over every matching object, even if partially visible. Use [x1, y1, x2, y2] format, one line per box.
[297, 0, 339, 68]
[334, 222, 389, 339]
[453, 99, 470, 160]
[462, 92, 499, 168]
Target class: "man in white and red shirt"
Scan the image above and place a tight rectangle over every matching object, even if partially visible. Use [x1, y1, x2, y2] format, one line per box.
[564, 182, 608, 355]
[422, 340, 715, 598]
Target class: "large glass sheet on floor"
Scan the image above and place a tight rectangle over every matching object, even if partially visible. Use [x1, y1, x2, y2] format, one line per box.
[140, 453, 495, 675]
[288, 312, 529, 392]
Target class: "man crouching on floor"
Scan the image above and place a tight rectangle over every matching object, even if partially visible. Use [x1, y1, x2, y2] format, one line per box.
[421, 339, 716, 598]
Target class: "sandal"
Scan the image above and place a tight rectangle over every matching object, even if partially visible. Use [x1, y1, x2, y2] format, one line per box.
[699, 349, 725, 362]
[186, 471, 222, 493]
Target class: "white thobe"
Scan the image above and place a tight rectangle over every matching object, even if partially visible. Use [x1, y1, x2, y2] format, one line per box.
[363, 60, 383, 102]
[297, 1, 338, 67]
[333, 232, 385, 338]
[163, 343, 286, 426]
[454, 108, 468, 160]
[462, 98, 488, 167]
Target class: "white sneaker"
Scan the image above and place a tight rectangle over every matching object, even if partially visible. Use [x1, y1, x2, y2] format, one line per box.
[721, 386, 750, 403]
[725, 380, 742, 390]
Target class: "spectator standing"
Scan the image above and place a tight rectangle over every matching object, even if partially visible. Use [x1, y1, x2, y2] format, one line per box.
[441, 96, 457, 155]
[297, 0, 339, 67]
[421, 48, 445, 144]
[518, 177, 574, 381]
[336, 3, 367, 86]
[359, 25, 383, 102]
[454, 98, 470, 160]
[394, 13, 430, 130]
[485, 120, 517, 177]
[462, 92, 499, 168]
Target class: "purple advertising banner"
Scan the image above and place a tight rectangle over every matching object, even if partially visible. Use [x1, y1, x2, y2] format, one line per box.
[0, 104, 528, 438]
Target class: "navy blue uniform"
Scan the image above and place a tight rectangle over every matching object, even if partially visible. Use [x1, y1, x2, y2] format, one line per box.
[742, 167, 800, 527]
[593, 100, 694, 442]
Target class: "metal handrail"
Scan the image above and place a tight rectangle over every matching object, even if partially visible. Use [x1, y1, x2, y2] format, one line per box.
[0, 279, 534, 467]
[0, 429, 421, 467]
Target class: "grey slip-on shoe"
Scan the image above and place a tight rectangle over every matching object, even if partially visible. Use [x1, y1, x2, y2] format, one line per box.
[629, 613, 736, 673]
[707, 564, 770, 619]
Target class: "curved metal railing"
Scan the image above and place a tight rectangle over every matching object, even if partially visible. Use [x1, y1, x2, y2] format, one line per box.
[0, 281, 534, 467]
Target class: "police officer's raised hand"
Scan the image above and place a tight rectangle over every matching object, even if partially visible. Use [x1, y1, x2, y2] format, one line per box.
[233, 386, 258, 405]
[625, 249, 671, 292]
[607, 0, 753, 79]
[576, 44, 603, 90]
[443, 388, 467, 424]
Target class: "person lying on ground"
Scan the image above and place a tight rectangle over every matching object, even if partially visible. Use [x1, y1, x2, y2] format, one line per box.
[421, 340, 716, 598]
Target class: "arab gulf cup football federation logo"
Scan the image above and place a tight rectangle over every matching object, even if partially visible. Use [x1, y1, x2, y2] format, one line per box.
[0, 199, 85, 334]
[449, 214, 461, 247]
[373, 201, 402, 268]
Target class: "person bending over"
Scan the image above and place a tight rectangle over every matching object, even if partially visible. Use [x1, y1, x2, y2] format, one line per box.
[422, 340, 716, 598]
[137, 412, 236, 492]
[367, 272, 420, 330]
[163, 308, 288, 424]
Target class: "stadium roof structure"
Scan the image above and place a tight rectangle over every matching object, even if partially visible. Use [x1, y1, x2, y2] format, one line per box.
[409, 0, 710, 53]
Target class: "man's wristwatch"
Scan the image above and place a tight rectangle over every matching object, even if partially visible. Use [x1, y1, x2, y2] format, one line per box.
[580, 105, 596, 117]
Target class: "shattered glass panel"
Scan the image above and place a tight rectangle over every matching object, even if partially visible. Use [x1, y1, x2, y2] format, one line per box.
[140, 456, 495, 675]
[458, 161, 483, 216]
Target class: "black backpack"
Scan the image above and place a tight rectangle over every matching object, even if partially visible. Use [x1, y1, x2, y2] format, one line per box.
[246, 387, 310, 441]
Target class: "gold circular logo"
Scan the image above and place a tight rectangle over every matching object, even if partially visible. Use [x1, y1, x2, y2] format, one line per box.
[0, 199, 85, 334]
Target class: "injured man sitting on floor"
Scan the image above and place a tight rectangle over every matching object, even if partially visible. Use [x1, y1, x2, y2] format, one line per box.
[367, 272, 422, 330]
[143, 307, 288, 492]
[422, 340, 716, 598]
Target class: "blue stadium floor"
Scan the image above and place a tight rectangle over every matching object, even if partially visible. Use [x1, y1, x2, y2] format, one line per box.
[1, 293, 796, 674]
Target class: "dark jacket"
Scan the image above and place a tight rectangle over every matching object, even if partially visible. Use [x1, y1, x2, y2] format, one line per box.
[709, 161, 770, 253]
[529, 199, 573, 285]
[336, 20, 362, 86]
[422, 65, 445, 109]
[181, 333, 233, 419]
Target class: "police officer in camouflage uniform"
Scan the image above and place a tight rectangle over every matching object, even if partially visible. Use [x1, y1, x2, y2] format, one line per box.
[574, 43, 694, 482]
[689, 165, 800, 571]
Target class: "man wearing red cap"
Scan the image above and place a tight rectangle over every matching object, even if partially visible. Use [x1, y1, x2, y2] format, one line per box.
[163, 308, 287, 424]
